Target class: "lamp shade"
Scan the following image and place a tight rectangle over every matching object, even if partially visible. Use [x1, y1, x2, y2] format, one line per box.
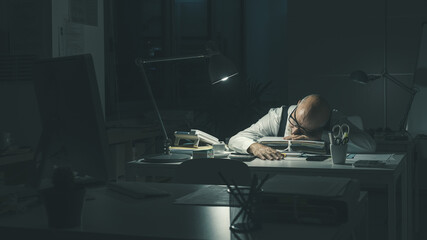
[350, 70, 381, 84]
[208, 53, 238, 85]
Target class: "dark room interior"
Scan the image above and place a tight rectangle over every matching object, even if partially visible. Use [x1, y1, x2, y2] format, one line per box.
[0, 0, 427, 239]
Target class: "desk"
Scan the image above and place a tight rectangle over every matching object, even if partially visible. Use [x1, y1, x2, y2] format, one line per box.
[0, 183, 367, 240]
[127, 153, 407, 240]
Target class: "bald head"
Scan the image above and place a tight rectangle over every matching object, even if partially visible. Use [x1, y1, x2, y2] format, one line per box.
[292, 94, 331, 136]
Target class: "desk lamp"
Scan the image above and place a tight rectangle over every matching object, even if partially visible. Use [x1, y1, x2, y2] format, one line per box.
[349, 0, 423, 135]
[135, 44, 238, 163]
[350, 70, 418, 133]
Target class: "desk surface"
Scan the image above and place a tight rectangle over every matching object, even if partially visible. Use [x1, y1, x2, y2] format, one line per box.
[0, 183, 365, 240]
[128, 153, 405, 179]
[125, 153, 405, 240]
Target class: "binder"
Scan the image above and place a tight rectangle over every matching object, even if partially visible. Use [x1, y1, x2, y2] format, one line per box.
[174, 129, 220, 147]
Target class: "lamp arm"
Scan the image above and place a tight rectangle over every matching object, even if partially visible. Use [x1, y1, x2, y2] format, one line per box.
[135, 59, 170, 154]
[399, 88, 418, 132]
[139, 54, 210, 64]
[382, 73, 419, 131]
[383, 73, 417, 95]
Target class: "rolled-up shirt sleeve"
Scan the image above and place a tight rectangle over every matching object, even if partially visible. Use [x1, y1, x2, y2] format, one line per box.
[228, 107, 282, 154]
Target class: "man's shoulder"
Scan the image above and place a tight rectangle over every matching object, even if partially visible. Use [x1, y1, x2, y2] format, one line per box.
[265, 105, 297, 121]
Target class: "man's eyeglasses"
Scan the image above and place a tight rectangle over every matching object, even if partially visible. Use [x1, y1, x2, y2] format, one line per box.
[288, 105, 323, 136]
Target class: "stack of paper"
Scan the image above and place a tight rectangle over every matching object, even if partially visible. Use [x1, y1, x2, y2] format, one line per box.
[169, 145, 214, 158]
[258, 137, 326, 154]
[174, 129, 220, 147]
[258, 136, 288, 148]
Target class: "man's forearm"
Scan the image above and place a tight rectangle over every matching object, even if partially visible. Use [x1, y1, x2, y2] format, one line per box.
[228, 135, 256, 154]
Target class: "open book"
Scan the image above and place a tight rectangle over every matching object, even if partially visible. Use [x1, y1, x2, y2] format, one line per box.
[258, 136, 327, 154]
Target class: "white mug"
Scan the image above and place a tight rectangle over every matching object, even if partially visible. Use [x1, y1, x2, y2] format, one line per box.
[212, 142, 226, 154]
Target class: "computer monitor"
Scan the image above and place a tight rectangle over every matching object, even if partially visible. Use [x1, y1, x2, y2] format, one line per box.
[33, 54, 112, 187]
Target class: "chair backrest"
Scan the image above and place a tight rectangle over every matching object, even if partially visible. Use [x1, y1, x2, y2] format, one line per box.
[173, 158, 251, 186]
[347, 115, 364, 130]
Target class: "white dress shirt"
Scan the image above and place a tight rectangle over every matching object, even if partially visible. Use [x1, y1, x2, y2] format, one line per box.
[228, 105, 376, 154]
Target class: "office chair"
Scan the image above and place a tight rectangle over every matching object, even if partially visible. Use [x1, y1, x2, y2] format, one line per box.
[347, 115, 364, 130]
[173, 158, 252, 186]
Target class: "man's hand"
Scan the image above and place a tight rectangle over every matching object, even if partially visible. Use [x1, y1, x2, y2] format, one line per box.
[247, 143, 284, 160]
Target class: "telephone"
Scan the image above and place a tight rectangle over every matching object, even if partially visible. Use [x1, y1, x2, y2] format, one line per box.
[174, 129, 220, 147]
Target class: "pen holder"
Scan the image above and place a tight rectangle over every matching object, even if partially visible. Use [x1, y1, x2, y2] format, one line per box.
[40, 185, 85, 228]
[229, 186, 262, 232]
[330, 143, 348, 165]
[40, 167, 86, 229]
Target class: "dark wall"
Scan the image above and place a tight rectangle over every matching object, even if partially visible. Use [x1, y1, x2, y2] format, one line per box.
[287, 0, 427, 132]
[5, 0, 427, 146]
[106, 0, 288, 140]
[245, 0, 287, 105]
[0, 0, 51, 148]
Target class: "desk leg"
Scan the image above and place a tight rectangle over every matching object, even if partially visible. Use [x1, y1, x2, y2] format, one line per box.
[402, 160, 408, 240]
[388, 178, 397, 240]
[125, 163, 137, 181]
[402, 148, 416, 239]
[361, 194, 369, 240]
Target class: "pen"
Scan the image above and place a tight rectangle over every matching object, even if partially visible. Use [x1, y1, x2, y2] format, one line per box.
[328, 132, 334, 145]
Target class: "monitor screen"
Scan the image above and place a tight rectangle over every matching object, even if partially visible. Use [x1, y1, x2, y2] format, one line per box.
[33, 54, 112, 187]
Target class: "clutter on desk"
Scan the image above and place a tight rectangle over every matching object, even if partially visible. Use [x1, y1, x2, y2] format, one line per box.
[169, 145, 214, 158]
[174, 129, 220, 147]
[258, 137, 326, 154]
[330, 143, 348, 164]
[330, 124, 350, 145]
[173, 129, 231, 158]
[329, 125, 350, 164]
[346, 153, 393, 167]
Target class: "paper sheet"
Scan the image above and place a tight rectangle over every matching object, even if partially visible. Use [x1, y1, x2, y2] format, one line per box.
[344, 153, 394, 165]
[351, 154, 394, 161]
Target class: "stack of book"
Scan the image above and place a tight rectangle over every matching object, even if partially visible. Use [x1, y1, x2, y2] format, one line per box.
[169, 145, 214, 158]
[258, 137, 326, 154]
